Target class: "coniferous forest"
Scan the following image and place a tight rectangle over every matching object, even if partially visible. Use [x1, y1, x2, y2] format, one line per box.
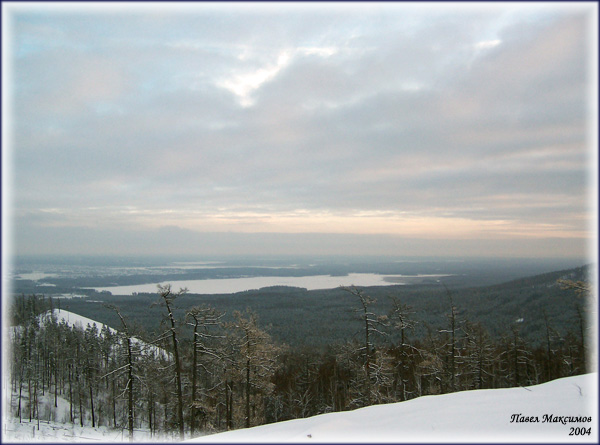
[7, 275, 591, 441]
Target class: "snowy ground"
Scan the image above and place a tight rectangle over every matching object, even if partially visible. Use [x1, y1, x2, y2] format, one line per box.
[3, 417, 187, 443]
[188, 373, 598, 444]
[48, 309, 118, 335]
[2, 374, 597, 443]
[2, 390, 181, 443]
[3, 418, 179, 443]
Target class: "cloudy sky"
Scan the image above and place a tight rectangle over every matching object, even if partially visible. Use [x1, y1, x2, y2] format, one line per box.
[3, 2, 597, 258]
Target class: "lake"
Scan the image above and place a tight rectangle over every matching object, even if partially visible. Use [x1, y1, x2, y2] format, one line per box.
[87, 273, 434, 295]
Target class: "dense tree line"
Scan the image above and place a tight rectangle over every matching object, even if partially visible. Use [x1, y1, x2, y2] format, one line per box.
[7, 280, 590, 440]
[51, 265, 591, 351]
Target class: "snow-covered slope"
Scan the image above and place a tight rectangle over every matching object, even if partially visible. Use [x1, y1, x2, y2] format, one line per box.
[4, 374, 597, 443]
[189, 373, 598, 444]
[48, 309, 117, 334]
[43, 309, 169, 359]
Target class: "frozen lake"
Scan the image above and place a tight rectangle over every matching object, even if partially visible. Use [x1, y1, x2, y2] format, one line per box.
[89, 273, 420, 295]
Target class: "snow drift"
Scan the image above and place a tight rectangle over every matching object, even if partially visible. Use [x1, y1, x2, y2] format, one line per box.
[189, 373, 598, 443]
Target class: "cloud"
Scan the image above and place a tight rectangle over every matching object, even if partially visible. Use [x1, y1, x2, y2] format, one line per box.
[12, 223, 590, 259]
[474, 39, 502, 50]
[6, 3, 596, 258]
[218, 50, 292, 107]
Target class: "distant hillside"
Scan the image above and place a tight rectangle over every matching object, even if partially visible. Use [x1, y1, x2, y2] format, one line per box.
[447, 265, 592, 343]
[482, 264, 590, 291]
[49, 264, 593, 348]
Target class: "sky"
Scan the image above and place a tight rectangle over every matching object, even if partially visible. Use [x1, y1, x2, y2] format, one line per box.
[2, 2, 598, 259]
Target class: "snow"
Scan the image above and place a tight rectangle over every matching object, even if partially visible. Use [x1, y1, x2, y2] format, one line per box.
[4, 406, 180, 443]
[3, 310, 174, 443]
[3, 417, 184, 443]
[188, 373, 598, 444]
[43, 309, 170, 360]
[3, 392, 130, 443]
[4, 417, 133, 443]
[48, 309, 118, 335]
[3, 371, 597, 443]
[6, 309, 597, 443]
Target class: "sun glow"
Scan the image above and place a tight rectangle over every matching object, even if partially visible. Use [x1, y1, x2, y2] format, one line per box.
[38, 206, 586, 240]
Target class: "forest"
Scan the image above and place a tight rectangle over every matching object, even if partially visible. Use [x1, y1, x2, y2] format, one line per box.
[7, 269, 592, 441]
[47, 264, 591, 348]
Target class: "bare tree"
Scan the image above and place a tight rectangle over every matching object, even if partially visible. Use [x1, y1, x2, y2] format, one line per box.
[156, 284, 187, 440]
[388, 297, 420, 400]
[105, 305, 135, 442]
[558, 278, 592, 372]
[496, 322, 532, 387]
[462, 321, 495, 389]
[83, 323, 100, 428]
[341, 286, 388, 406]
[186, 305, 225, 435]
[439, 285, 463, 392]
[228, 309, 280, 428]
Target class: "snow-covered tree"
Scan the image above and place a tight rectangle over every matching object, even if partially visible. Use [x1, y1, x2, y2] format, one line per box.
[156, 284, 187, 440]
[186, 305, 225, 435]
[341, 286, 388, 406]
[105, 304, 136, 441]
[227, 309, 280, 428]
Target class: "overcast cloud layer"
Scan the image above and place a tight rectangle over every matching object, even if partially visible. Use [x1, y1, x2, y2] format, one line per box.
[3, 2, 597, 258]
